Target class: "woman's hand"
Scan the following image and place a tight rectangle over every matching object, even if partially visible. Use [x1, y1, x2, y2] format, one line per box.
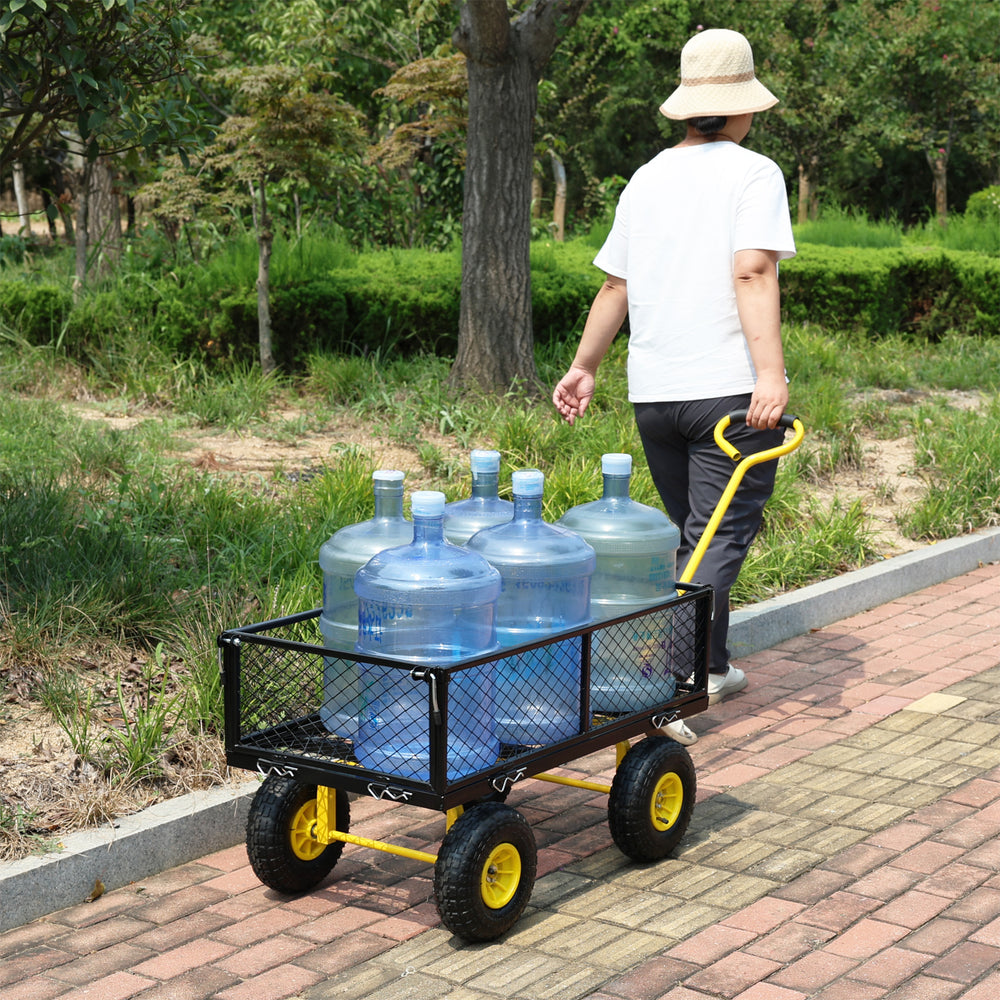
[746, 371, 788, 429]
[552, 365, 596, 425]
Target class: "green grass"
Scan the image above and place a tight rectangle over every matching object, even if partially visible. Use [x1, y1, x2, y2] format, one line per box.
[2, 301, 1000, 855]
[793, 206, 903, 248]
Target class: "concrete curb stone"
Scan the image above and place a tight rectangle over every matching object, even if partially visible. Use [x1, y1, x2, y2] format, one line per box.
[3, 524, 998, 934]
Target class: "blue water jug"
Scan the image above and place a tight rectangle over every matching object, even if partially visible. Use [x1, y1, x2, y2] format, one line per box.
[557, 454, 681, 714]
[354, 490, 502, 780]
[467, 469, 595, 746]
[443, 449, 514, 544]
[317, 470, 412, 736]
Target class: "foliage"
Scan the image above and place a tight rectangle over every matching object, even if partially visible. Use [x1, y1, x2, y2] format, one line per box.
[0, 281, 71, 346]
[964, 186, 1000, 223]
[793, 207, 902, 248]
[827, 0, 1000, 221]
[4, 226, 995, 371]
[779, 244, 999, 339]
[0, 0, 202, 167]
[371, 53, 468, 170]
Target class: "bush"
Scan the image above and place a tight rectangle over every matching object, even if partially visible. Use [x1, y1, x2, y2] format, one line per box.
[780, 245, 999, 338]
[964, 186, 1000, 224]
[0, 282, 72, 345]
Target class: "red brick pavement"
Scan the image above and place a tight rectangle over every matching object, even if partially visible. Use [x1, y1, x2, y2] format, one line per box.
[2, 562, 999, 1000]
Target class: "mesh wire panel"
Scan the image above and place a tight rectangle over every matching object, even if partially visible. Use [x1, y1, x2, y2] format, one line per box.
[224, 589, 708, 779]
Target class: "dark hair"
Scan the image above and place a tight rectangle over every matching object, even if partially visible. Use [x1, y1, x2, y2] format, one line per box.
[689, 115, 727, 136]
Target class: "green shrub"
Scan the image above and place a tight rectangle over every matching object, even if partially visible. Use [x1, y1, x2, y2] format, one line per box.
[0, 282, 72, 345]
[780, 245, 999, 338]
[964, 186, 1000, 224]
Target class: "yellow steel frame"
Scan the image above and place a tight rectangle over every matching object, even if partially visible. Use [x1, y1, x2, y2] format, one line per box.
[310, 740, 635, 861]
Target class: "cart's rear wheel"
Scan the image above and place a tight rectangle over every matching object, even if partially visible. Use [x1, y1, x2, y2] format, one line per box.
[608, 737, 695, 861]
[246, 775, 349, 893]
[434, 801, 536, 942]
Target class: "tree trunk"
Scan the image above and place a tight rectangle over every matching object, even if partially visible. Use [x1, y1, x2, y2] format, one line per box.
[797, 163, 810, 226]
[73, 160, 92, 302]
[531, 174, 542, 219]
[927, 149, 948, 224]
[87, 157, 122, 277]
[256, 178, 276, 374]
[550, 151, 566, 242]
[12, 160, 31, 235]
[449, 0, 590, 394]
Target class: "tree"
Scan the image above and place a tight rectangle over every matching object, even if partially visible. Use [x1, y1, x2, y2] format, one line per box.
[201, 64, 367, 373]
[449, 0, 591, 395]
[830, 0, 999, 224]
[0, 0, 202, 291]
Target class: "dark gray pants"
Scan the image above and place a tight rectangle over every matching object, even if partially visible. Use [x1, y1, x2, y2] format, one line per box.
[634, 395, 784, 673]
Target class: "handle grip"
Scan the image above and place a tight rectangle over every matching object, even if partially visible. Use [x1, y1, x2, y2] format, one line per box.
[727, 409, 800, 430]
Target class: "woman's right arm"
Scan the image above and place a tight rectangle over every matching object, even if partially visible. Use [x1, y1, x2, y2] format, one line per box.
[552, 274, 628, 424]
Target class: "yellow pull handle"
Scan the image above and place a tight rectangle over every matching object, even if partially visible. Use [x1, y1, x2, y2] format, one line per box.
[679, 412, 805, 585]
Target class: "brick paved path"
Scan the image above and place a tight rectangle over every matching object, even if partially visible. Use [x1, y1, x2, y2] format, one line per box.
[3, 562, 999, 1000]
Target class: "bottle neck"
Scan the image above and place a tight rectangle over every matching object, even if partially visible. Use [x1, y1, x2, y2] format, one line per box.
[412, 514, 445, 542]
[373, 488, 405, 519]
[513, 495, 543, 521]
[602, 474, 631, 499]
[470, 472, 500, 499]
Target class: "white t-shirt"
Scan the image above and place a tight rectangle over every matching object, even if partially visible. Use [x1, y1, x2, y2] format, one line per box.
[594, 142, 796, 402]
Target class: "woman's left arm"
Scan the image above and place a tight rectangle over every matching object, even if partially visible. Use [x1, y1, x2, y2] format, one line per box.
[734, 248, 787, 429]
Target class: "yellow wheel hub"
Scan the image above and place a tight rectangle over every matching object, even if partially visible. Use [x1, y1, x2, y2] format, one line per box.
[480, 842, 521, 909]
[650, 772, 684, 832]
[289, 798, 325, 861]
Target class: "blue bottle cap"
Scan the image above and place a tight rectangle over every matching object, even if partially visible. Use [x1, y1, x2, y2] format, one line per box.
[512, 469, 544, 497]
[372, 470, 405, 483]
[470, 449, 501, 473]
[411, 490, 445, 517]
[602, 453, 632, 476]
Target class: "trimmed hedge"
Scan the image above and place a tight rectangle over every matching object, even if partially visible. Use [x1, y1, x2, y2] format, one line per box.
[782, 245, 1000, 338]
[780, 245, 1000, 339]
[2, 242, 996, 363]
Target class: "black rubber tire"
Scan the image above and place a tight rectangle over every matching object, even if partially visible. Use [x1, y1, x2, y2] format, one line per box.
[246, 775, 349, 893]
[608, 736, 696, 862]
[434, 801, 537, 942]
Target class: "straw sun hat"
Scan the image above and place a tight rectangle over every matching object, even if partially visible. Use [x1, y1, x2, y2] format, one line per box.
[659, 28, 778, 120]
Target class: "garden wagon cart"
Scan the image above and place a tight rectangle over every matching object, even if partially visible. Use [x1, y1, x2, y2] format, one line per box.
[217, 411, 804, 942]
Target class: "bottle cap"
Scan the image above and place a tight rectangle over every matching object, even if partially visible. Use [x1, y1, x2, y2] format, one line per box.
[512, 469, 544, 497]
[602, 453, 632, 476]
[470, 449, 501, 473]
[372, 470, 405, 483]
[411, 490, 445, 517]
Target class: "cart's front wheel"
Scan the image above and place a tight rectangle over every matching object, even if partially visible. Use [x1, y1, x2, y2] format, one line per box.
[608, 737, 695, 861]
[246, 775, 349, 893]
[434, 801, 536, 942]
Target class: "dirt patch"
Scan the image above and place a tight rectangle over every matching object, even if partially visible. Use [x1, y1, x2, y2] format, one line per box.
[83, 407, 464, 487]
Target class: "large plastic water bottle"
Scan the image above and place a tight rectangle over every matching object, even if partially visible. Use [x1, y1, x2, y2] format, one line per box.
[317, 470, 412, 736]
[443, 449, 514, 544]
[557, 454, 681, 714]
[467, 469, 595, 746]
[354, 490, 501, 781]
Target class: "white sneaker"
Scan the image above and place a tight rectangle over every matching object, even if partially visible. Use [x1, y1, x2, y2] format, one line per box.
[707, 664, 748, 705]
[657, 719, 697, 746]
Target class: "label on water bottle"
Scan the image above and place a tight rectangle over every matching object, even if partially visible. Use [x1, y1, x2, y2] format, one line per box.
[359, 602, 414, 642]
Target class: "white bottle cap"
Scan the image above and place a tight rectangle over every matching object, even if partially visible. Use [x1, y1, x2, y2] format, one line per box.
[411, 490, 445, 517]
[372, 470, 405, 483]
[602, 453, 632, 476]
[470, 449, 501, 473]
[512, 469, 544, 497]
